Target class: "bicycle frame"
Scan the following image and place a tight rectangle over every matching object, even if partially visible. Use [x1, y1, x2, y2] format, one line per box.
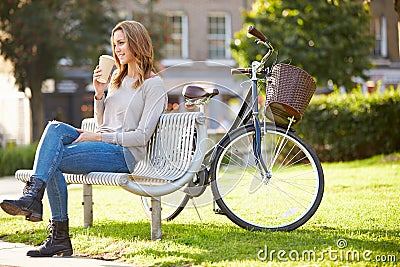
[157, 26, 324, 230]
[185, 26, 277, 197]
[204, 33, 275, 176]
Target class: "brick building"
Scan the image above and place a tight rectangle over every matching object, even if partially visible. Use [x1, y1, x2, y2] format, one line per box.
[1, 0, 399, 144]
[366, 0, 400, 91]
[116, 0, 255, 129]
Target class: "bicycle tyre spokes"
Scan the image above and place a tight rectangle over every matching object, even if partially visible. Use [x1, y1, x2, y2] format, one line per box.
[210, 124, 324, 231]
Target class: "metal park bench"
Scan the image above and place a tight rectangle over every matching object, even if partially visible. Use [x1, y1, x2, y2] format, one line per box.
[15, 111, 207, 240]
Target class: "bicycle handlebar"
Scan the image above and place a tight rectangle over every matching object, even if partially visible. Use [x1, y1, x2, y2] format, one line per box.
[231, 68, 270, 75]
[248, 26, 269, 43]
[231, 68, 251, 75]
[231, 26, 274, 76]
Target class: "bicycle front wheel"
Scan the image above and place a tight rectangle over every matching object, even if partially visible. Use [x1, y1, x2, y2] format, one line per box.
[210, 123, 324, 231]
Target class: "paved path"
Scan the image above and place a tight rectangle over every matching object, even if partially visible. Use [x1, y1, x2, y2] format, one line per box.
[0, 176, 22, 201]
[0, 240, 133, 267]
[0, 176, 133, 267]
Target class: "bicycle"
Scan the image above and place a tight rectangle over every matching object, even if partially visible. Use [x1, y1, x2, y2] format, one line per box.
[142, 26, 324, 231]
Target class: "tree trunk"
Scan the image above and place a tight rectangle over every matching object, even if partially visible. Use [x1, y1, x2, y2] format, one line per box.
[396, 0, 400, 18]
[27, 48, 48, 142]
[29, 79, 45, 142]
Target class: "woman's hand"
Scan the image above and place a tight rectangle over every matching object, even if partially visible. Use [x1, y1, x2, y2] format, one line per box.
[72, 129, 101, 144]
[93, 65, 110, 100]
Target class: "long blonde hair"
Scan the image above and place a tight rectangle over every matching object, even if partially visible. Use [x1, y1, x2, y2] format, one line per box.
[110, 20, 154, 89]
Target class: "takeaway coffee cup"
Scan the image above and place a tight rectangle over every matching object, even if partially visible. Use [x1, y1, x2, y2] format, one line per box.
[97, 55, 115, 83]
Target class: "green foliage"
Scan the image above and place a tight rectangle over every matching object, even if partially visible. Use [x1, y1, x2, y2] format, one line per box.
[296, 89, 400, 161]
[231, 0, 374, 89]
[0, 0, 118, 140]
[0, 143, 37, 177]
[0, 0, 117, 89]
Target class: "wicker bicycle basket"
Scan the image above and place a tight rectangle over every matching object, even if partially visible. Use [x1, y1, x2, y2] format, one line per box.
[265, 63, 316, 126]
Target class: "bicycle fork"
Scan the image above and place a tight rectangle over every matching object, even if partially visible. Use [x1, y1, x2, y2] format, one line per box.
[250, 61, 272, 182]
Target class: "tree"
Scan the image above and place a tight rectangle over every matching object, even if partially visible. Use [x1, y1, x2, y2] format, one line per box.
[0, 0, 117, 140]
[231, 0, 374, 90]
[395, 0, 400, 17]
[131, 0, 171, 64]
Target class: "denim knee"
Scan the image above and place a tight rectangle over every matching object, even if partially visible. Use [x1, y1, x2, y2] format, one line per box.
[45, 121, 65, 132]
[43, 121, 79, 142]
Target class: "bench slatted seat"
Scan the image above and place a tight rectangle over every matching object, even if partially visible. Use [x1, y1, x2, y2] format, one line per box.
[15, 112, 207, 240]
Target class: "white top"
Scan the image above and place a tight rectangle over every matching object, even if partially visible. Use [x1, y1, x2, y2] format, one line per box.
[94, 75, 167, 161]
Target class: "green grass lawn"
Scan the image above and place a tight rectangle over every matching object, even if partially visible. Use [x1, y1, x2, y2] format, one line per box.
[1, 154, 399, 266]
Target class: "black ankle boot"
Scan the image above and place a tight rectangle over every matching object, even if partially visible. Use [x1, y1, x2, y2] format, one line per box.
[0, 177, 46, 222]
[27, 219, 73, 257]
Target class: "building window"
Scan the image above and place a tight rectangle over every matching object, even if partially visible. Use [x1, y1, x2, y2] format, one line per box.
[398, 21, 400, 58]
[371, 16, 387, 58]
[208, 14, 231, 59]
[165, 14, 188, 59]
[372, 17, 381, 56]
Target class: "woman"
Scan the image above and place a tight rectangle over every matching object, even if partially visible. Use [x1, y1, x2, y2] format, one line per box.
[0, 20, 167, 257]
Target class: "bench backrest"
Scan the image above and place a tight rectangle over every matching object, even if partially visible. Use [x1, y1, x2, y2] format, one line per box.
[81, 112, 204, 181]
[134, 112, 201, 181]
[81, 118, 97, 132]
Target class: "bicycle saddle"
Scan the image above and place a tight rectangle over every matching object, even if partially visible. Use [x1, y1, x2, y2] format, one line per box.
[182, 85, 219, 100]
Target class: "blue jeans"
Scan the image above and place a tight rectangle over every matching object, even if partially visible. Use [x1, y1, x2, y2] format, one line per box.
[32, 121, 135, 221]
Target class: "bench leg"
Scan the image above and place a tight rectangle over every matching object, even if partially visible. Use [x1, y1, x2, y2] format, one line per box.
[151, 197, 162, 240]
[82, 184, 93, 228]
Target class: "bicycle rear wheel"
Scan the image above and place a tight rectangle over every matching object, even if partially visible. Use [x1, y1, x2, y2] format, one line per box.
[210, 123, 324, 231]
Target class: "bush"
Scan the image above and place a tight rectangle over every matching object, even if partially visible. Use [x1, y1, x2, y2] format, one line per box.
[0, 143, 37, 177]
[296, 89, 400, 162]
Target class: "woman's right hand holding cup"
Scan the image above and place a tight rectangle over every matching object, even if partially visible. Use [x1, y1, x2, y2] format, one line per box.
[93, 65, 108, 100]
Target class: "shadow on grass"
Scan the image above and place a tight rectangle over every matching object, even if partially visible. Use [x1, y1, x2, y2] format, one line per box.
[2, 218, 398, 265]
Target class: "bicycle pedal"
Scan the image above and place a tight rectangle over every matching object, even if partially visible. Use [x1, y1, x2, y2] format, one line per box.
[213, 208, 225, 215]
